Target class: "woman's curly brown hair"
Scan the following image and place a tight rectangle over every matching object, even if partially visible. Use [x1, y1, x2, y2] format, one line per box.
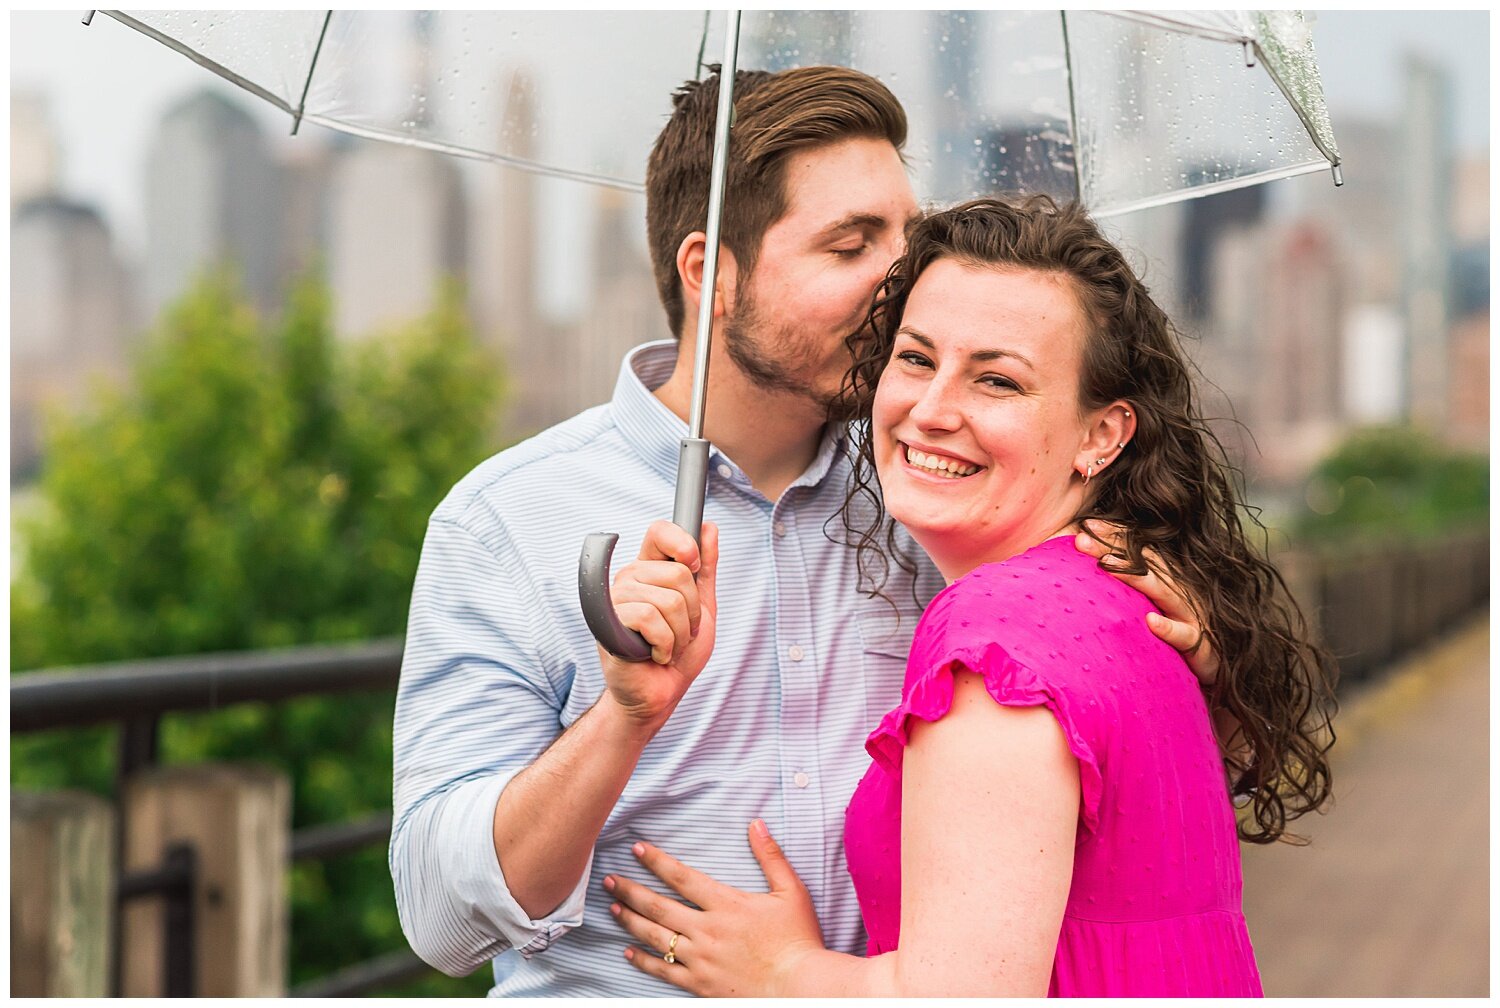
[831, 194, 1337, 844]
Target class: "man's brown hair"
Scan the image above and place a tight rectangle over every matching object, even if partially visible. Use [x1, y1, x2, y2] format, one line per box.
[646, 65, 908, 338]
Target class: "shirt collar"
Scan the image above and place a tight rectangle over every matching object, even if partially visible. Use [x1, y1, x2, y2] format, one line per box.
[611, 340, 696, 485]
[789, 421, 848, 493]
[611, 340, 849, 495]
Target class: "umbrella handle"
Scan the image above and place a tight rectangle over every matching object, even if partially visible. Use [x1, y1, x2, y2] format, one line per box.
[579, 533, 653, 661]
[580, 439, 711, 662]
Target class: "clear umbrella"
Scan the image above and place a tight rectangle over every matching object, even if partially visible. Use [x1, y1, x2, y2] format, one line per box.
[88, 10, 1342, 209]
[89, 9, 1343, 658]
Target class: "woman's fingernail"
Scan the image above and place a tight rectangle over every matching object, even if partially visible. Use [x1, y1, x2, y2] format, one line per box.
[625, 948, 635, 961]
[632, 842, 646, 857]
[610, 902, 622, 916]
[751, 818, 768, 838]
[603, 875, 616, 891]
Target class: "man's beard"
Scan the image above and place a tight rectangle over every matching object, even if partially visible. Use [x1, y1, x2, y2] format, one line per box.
[722, 289, 842, 410]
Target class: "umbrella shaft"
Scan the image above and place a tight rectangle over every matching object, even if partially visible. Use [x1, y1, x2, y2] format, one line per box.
[672, 439, 711, 547]
[687, 10, 741, 440]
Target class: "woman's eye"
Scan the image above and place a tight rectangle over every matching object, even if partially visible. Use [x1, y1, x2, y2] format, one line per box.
[895, 350, 933, 369]
[981, 374, 1021, 391]
[832, 243, 868, 258]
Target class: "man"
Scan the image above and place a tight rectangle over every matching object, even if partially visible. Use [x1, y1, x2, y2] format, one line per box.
[391, 66, 1208, 996]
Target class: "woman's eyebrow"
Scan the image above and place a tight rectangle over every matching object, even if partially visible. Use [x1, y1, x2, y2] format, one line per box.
[897, 327, 1035, 369]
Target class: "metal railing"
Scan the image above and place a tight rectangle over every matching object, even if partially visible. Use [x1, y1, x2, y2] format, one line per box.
[10, 528, 1489, 996]
[1279, 528, 1489, 687]
[11, 637, 436, 997]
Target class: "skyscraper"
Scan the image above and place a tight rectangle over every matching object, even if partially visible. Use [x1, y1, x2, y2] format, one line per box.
[1446, 152, 1489, 450]
[469, 69, 543, 432]
[278, 140, 335, 287]
[11, 90, 60, 212]
[144, 89, 283, 318]
[558, 186, 661, 425]
[1207, 217, 1347, 483]
[1179, 185, 1266, 323]
[12, 197, 137, 478]
[326, 142, 467, 340]
[327, 10, 467, 340]
[1398, 55, 1454, 431]
[929, 10, 984, 200]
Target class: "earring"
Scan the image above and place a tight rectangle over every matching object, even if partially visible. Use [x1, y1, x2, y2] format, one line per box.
[1118, 442, 1126, 449]
[1082, 464, 1093, 486]
[1096, 458, 1107, 466]
[1123, 409, 1132, 418]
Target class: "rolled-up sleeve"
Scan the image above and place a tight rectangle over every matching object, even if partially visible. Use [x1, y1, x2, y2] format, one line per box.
[390, 513, 591, 976]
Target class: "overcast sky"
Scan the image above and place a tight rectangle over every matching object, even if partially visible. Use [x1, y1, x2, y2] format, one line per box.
[10, 9, 1491, 309]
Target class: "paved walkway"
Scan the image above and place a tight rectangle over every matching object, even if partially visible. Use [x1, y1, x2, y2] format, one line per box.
[1240, 611, 1490, 997]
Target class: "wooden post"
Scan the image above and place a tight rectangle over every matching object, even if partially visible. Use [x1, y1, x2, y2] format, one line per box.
[120, 764, 289, 996]
[11, 790, 115, 996]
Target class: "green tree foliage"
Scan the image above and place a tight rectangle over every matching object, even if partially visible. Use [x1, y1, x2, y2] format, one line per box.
[1294, 425, 1488, 543]
[11, 269, 504, 994]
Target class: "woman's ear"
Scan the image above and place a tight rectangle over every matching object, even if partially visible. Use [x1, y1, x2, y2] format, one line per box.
[1075, 401, 1136, 480]
[675, 232, 738, 339]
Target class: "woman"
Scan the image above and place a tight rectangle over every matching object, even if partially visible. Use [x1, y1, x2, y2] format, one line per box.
[603, 196, 1337, 996]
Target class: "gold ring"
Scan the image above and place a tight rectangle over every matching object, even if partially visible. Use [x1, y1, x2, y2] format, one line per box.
[664, 932, 681, 965]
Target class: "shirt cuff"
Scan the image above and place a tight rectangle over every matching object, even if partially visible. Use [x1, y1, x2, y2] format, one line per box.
[442, 769, 593, 958]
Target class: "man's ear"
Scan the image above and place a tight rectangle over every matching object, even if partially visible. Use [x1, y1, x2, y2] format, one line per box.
[1074, 401, 1136, 481]
[676, 231, 739, 336]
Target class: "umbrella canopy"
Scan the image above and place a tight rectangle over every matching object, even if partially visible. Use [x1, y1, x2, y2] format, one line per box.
[94, 9, 1340, 215]
[93, 8, 1344, 659]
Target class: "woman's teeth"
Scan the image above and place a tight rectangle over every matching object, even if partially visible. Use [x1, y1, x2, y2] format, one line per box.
[905, 446, 979, 478]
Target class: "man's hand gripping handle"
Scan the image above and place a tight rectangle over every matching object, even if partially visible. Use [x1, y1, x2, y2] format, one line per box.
[579, 438, 711, 661]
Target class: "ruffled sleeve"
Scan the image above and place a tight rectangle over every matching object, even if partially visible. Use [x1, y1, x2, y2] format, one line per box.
[864, 591, 1105, 835]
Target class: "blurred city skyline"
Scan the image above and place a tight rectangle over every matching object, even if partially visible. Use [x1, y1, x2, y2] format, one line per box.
[9, 10, 1491, 314]
[10, 10, 1491, 508]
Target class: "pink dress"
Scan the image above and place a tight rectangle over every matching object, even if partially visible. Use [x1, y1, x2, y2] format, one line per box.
[844, 536, 1262, 996]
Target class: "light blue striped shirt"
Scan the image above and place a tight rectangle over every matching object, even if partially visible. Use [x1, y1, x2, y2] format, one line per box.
[391, 340, 943, 996]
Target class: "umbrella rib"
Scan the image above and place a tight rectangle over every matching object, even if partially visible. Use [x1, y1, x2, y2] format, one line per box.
[1246, 39, 1343, 174]
[1105, 11, 1251, 47]
[98, 11, 295, 120]
[695, 9, 711, 79]
[1092, 158, 1331, 219]
[298, 113, 647, 191]
[291, 11, 334, 136]
[1058, 11, 1084, 205]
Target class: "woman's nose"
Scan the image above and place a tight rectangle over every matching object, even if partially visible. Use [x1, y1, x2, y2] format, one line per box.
[908, 372, 962, 432]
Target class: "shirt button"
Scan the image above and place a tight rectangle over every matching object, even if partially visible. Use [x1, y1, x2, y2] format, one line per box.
[716, 463, 733, 480]
[773, 520, 787, 537]
[793, 772, 810, 789]
[788, 645, 805, 662]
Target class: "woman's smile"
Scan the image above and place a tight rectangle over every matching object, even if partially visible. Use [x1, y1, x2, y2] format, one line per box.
[900, 441, 984, 480]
